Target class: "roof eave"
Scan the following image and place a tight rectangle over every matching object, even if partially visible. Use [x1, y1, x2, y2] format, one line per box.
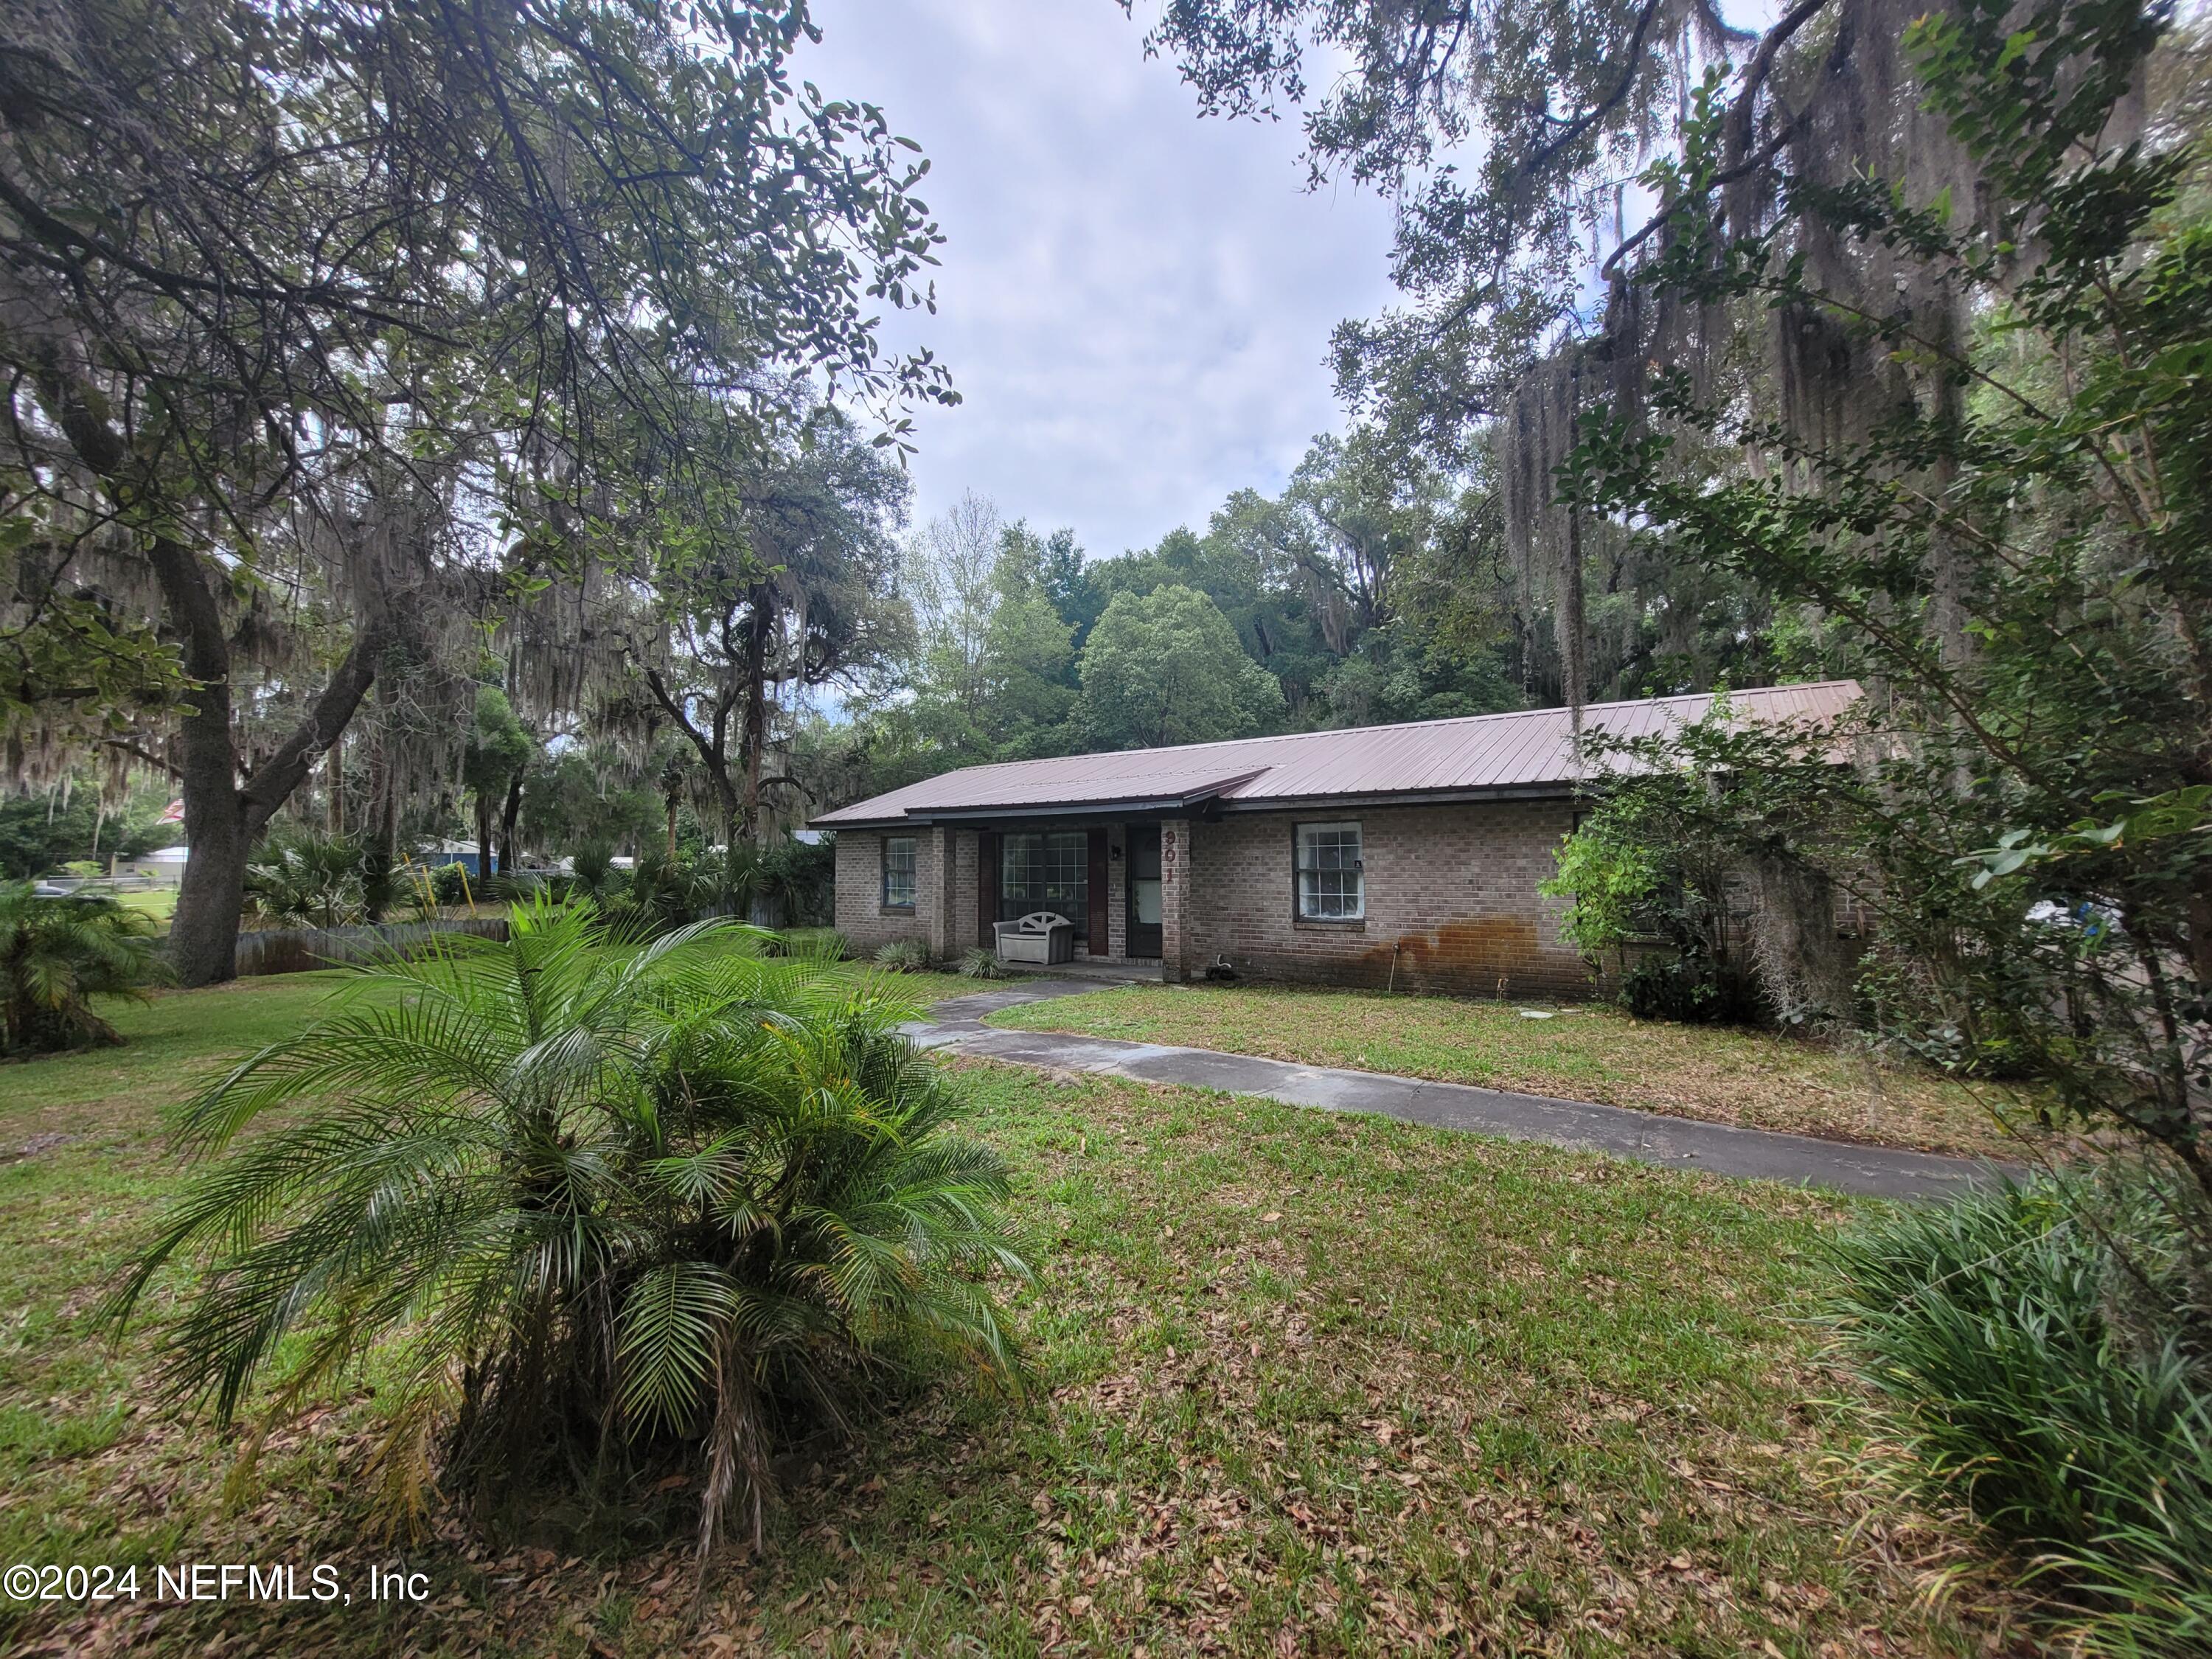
[814, 779, 1590, 830]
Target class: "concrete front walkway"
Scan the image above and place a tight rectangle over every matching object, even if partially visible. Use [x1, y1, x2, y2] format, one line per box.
[908, 978, 2000, 1202]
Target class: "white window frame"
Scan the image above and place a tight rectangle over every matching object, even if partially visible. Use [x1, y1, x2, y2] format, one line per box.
[881, 835, 917, 910]
[1295, 820, 1366, 921]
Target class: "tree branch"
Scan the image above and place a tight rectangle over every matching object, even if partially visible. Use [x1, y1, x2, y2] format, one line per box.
[1517, 0, 1672, 181]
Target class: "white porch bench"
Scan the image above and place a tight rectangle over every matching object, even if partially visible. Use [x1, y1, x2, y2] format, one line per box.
[993, 911, 1074, 966]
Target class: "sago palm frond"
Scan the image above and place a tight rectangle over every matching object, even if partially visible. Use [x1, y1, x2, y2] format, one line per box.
[116, 894, 1030, 1556]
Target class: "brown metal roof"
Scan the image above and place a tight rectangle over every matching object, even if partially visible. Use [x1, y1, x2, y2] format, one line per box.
[810, 680, 1863, 827]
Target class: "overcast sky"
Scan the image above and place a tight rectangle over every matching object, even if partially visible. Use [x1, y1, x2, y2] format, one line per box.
[797, 0, 1401, 560]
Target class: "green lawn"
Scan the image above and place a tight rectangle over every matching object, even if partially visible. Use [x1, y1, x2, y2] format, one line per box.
[0, 975, 2016, 1655]
[111, 886, 179, 928]
[988, 981, 2028, 1162]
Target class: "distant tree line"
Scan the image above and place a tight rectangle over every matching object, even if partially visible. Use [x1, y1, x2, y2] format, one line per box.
[791, 415, 1792, 811]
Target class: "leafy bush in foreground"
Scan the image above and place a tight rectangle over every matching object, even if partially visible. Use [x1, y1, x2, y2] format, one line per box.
[769, 927, 848, 961]
[0, 882, 166, 1055]
[1826, 1175, 2212, 1653]
[111, 900, 1028, 1552]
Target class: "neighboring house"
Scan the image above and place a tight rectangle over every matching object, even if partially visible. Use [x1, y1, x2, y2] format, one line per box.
[120, 845, 191, 886]
[420, 839, 493, 878]
[811, 681, 1861, 995]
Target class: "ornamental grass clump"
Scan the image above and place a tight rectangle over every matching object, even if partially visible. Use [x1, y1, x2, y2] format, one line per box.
[1826, 1172, 2212, 1654]
[109, 898, 1029, 1554]
[874, 938, 931, 973]
[958, 946, 1011, 980]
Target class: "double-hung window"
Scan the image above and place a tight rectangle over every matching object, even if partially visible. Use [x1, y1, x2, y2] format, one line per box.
[881, 835, 917, 910]
[1295, 821, 1365, 920]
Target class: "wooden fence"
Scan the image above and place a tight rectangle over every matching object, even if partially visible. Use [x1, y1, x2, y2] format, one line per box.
[234, 917, 509, 978]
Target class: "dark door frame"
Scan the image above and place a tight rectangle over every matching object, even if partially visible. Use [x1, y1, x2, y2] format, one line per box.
[1125, 821, 1163, 959]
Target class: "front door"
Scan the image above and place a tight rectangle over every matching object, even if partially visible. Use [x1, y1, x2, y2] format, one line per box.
[1126, 824, 1163, 958]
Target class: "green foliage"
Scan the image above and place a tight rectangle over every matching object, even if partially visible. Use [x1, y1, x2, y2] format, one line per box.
[1556, 8, 2209, 1165]
[874, 939, 932, 974]
[0, 783, 174, 879]
[1542, 805, 1664, 964]
[772, 928, 849, 961]
[426, 863, 473, 908]
[583, 838, 834, 942]
[244, 832, 371, 929]
[605, 851, 707, 939]
[519, 749, 662, 860]
[462, 688, 533, 860]
[1543, 765, 1767, 1025]
[641, 407, 914, 835]
[0, 881, 165, 1056]
[566, 843, 623, 902]
[957, 946, 1012, 980]
[1072, 585, 1285, 751]
[109, 901, 1027, 1551]
[821, 428, 1534, 813]
[757, 836, 836, 928]
[1827, 1175, 2212, 1652]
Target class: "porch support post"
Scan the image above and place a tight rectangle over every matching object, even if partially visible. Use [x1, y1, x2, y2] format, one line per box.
[1161, 817, 1192, 983]
[926, 825, 956, 960]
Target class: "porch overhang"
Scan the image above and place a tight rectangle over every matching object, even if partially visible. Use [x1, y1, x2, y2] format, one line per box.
[815, 778, 1581, 832]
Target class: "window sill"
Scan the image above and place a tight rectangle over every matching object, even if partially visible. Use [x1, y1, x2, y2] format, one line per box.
[1293, 916, 1366, 930]
[879, 905, 916, 917]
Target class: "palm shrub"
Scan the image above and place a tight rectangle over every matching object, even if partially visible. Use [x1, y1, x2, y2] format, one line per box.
[110, 899, 1028, 1551]
[245, 831, 369, 928]
[0, 882, 166, 1055]
[762, 927, 848, 961]
[568, 841, 623, 902]
[1826, 1174, 2212, 1652]
[758, 837, 835, 927]
[602, 850, 705, 938]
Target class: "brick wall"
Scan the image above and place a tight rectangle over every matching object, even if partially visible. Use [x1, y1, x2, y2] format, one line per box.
[1102, 824, 1127, 959]
[1181, 801, 1593, 997]
[1161, 817, 1194, 981]
[833, 827, 981, 961]
[832, 829, 935, 957]
[949, 830, 980, 954]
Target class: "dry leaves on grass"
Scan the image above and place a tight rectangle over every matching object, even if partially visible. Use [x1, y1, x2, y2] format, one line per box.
[5, 1064, 2020, 1658]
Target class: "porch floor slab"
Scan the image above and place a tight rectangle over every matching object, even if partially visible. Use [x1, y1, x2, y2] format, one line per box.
[905, 978, 2004, 1203]
[1047, 956, 1163, 983]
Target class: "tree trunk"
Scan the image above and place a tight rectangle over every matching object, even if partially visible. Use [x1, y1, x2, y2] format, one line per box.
[740, 597, 771, 842]
[147, 535, 253, 987]
[477, 793, 495, 889]
[379, 770, 399, 867]
[27, 354, 386, 986]
[161, 594, 383, 984]
[641, 666, 741, 829]
[500, 773, 524, 874]
[664, 792, 679, 862]
[170, 787, 253, 988]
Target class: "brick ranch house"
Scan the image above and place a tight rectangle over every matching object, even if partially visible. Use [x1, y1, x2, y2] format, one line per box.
[811, 681, 1861, 995]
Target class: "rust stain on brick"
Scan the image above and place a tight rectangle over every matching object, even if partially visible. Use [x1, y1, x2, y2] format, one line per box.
[1366, 917, 1541, 988]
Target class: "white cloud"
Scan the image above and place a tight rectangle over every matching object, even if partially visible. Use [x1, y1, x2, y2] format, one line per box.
[798, 0, 1399, 557]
